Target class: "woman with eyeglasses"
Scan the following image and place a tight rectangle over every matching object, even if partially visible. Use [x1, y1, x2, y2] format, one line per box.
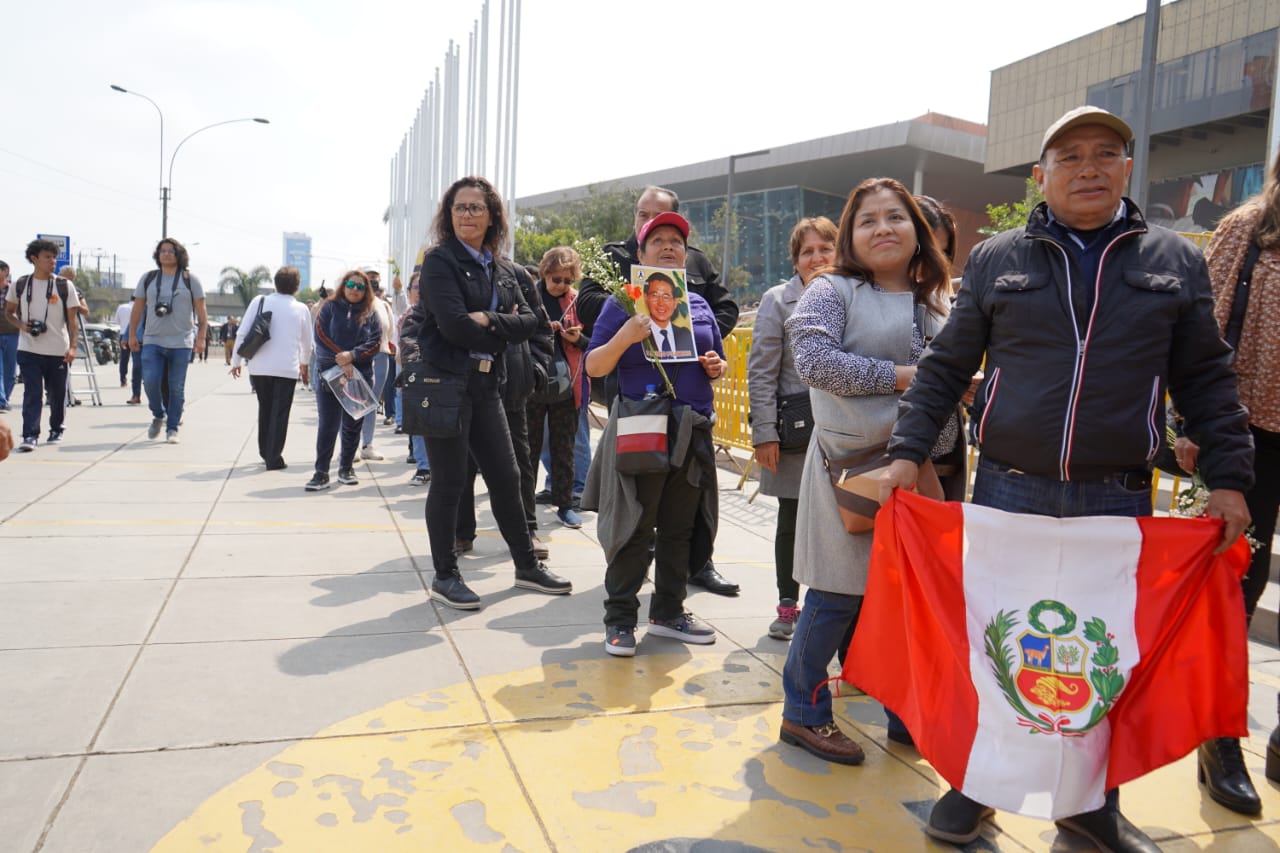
[306, 270, 381, 491]
[526, 246, 587, 530]
[399, 176, 571, 610]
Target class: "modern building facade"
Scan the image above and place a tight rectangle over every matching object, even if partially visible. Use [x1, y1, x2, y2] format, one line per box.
[988, 0, 1279, 229]
[517, 113, 1025, 298]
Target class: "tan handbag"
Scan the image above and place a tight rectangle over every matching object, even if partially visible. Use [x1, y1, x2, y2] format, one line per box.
[821, 445, 941, 534]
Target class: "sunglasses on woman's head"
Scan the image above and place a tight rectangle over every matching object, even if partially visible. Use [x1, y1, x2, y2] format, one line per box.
[344, 280, 367, 291]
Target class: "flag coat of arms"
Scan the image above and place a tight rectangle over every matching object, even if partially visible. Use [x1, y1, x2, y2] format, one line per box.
[845, 491, 1251, 819]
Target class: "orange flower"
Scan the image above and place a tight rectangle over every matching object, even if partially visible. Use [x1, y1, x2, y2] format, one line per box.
[627, 284, 642, 300]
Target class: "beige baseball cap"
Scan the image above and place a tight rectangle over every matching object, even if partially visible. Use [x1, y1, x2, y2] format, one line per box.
[1041, 106, 1133, 157]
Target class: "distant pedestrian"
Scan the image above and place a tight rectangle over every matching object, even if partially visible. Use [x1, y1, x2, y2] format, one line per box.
[222, 316, 239, 364]
[113, 299, 142, 403]
[230, 266, 313, 471]
[0, 260, 17, 412]
[5, 239, 80, 451]
[127, 238, 209, 444]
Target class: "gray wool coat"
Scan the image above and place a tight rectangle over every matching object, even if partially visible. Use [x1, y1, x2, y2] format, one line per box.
[788, 275, 946, 596]
[747, 276, 808, 499]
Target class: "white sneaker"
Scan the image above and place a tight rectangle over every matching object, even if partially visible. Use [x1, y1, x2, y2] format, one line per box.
[166, 431, 180, 444]
[360, 445, 384, 461]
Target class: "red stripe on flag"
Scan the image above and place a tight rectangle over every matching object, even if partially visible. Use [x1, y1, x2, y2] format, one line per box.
[1106, 517, 1250, 789]
[616, 433, 667, 455]
[844, 491, 977, 790]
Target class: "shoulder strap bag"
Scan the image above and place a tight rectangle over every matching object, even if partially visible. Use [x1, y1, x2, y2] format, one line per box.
[236, 295, 273, 360]
[1223, 238, 1261, 357]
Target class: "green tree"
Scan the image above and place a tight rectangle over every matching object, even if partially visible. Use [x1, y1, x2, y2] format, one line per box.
[981, 176, 1044, 236]
[514, 184, 639, 263]
[514, 227, 582, 267]
[218, 265, 272, 307]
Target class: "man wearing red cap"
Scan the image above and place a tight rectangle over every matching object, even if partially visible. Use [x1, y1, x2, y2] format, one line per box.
[880, 106, 1254, 852]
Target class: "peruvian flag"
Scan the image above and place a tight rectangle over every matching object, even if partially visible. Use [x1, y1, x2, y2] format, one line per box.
[846, 490, 1251, 819]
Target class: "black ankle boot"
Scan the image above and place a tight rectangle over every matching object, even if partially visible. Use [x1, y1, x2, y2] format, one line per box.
[1267, 692, 1280, 784]
[1198, 737, 1261, 815]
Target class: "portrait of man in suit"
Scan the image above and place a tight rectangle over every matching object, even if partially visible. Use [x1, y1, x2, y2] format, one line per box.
[644, 272, 695, 360]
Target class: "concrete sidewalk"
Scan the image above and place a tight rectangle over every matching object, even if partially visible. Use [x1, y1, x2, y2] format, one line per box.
[3, 361, 1280, 852]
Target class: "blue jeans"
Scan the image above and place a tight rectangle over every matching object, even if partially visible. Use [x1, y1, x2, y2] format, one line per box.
[141, 344, 191, 433]
[971, 456, 1151, 519]
[0, 332, 18, 408]
[782, 588, 862, 726]
[540, 404, 591, 495]
[361, 352, 392, 446]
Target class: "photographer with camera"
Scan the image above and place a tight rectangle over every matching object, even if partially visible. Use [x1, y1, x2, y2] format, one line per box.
[126, 238, 208, 444]
[4, 239, 80, 452]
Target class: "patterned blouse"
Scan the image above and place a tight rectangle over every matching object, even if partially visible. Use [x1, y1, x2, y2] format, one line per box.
[1205, 205, 1280, 432]
[787, 276, 958, 455]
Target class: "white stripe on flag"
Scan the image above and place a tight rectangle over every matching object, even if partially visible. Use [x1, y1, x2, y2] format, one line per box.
[959, 504, 1143, 819]
[617, 415, 668, 436]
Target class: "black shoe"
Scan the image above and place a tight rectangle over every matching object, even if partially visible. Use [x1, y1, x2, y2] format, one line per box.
[305, 472, 330, 491]
[453, 538, 474, 555]
[534, 489, 553, 505]
[688, 562, 740, 596]
[430, 573, 480, 610]
[266, 459, 287, 471]
[1198, 737, 1261, 815]
[514, 561, 572, 595]
[925, 789, 994, 845]
[1055, 807, 1160, 853]
[336, 467, 358, 485]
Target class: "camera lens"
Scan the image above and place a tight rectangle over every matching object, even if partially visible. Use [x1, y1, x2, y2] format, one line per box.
[155, 303, 171, 317]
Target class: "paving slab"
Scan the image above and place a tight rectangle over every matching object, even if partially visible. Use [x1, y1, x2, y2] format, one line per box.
[94, 632, 465, 751]
[150, 573, 436, 643]
[0, 757, 79, 853]
[0, 579, 172, 649]
[0, 645, 137, 758]
[37, 742, 288, 853]
[183, 530, 419, 578]
[0, 534, 195, 582]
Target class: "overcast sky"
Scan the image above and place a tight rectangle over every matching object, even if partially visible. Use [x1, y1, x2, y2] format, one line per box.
[1, 0, 1147, 291]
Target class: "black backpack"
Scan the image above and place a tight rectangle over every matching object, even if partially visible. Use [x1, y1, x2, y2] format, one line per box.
[14, 275, 73, 332]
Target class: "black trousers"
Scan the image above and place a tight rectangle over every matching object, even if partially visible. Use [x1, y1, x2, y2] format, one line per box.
[1242, 425, 1280, 623]
[313, 372, 364, 473]
[17, 351, 67, 440]
[250, 374, 296, 467]
[603, 444, 705, 627]
[775, 497, 800, 601]
[426, 371, 537, 576]
[526, 396, 578, 511]
[457, 396, 535, 539]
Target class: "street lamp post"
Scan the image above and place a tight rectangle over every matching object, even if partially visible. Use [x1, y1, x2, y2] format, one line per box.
[165, 118, 269, 236]
[109, 84, 268, 238]
[722, 148, 771, 283]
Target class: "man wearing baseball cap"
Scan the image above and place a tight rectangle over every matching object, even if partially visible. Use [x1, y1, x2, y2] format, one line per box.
[880, 106, 1254, 850]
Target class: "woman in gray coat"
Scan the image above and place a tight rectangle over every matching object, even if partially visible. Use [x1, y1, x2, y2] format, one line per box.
[747, 217, 837, 640]
[778, 178, 954, 767]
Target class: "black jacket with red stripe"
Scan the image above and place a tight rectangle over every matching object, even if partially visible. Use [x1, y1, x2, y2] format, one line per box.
[890, 200, 1253, 492]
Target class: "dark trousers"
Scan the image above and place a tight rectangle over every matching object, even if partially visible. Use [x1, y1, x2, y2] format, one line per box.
[1242, 425, 1280, 623]
[250, 374, 297, 467]
[313, 373, 364, 473]
[17, 351, 67, 440]
[426, 371, 537, 576]
[527, 396, 578, 511]
[775, 497, 800, 601]
[457, 397, 535, 539]
[603, 449, 704, 627]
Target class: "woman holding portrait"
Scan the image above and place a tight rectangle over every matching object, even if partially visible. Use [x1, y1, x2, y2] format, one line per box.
[779, 178, 954, 765]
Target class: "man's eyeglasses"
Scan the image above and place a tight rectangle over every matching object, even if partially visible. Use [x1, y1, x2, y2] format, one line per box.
[344, 280, 367, 291]
[646, 292, 675, 303]
[452, 203, 487, 217]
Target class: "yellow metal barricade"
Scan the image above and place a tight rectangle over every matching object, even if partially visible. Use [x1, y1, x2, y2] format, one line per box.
[713, 328, 755, 467]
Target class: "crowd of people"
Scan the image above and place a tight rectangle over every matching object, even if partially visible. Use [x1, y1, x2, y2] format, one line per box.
[2, 104, 1278, 853]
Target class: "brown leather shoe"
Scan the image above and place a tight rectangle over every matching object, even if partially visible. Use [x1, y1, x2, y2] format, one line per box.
[779, 718, 865, 765]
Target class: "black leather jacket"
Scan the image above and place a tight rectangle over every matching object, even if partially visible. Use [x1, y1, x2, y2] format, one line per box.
[403, 240, 538, 382]
[890, 200, 1253, 491]
[499, 265, 553, 406]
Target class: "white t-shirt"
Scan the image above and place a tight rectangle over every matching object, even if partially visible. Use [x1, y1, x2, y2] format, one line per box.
[113, 302, 135, 340]
[372, 298, 394, 354]
[5, 276, 80, 356]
